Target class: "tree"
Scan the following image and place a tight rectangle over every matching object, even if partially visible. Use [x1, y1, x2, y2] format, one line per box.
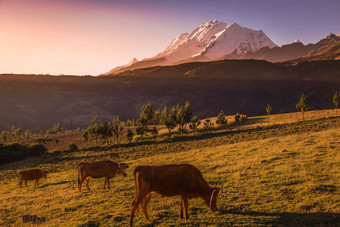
[140, 103, 154, 123]
[0, 130, 11, 142]
[234, 112, 241, 123]
[176, 106, 185, 134]
[46, 123, 63, 134]
[152, 109, 161, 125]
[126, 129, 134, 143]
[86, 116, 100, 145]
[98, 121, 113, 145]
[112, 117, 124, 144]
[160, 106, 168, 125]
[24, 129, 32, 139]
[82, 130, 88, 141]
[333, 91, 340, 116]
[137, 103, 154, 138]
[183, 101, 193, 131]
[265, 104, 272, 125]
[175, 101, 192, 134]
[11, 126, 22, 139]
[216, 110, 228, 129]
[165, 114, 176, 135]
[126, 119, 135, 127]
[189, 115, 201, 134]
[203, 119, 214, 132]
[296, 93, 310, 121]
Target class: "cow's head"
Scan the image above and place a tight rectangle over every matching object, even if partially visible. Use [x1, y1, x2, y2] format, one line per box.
[118, 163, 129, 177]
[42, 170, 47, 179]
[206, 186, 220, 212]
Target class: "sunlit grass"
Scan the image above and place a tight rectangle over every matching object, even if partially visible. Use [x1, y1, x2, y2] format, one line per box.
[0, 119, 339, 225]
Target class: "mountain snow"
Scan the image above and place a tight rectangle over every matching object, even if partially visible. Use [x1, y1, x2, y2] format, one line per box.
[152, 20, 277, 64]
[106, 20, 277, 74]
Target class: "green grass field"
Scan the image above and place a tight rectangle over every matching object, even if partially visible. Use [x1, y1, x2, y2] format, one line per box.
[0, 115, 339, 226]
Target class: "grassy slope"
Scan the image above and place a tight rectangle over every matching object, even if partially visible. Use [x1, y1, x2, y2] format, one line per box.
[0, 116, 339, 226]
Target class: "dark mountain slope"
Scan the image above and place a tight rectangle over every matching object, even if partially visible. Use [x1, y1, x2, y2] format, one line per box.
[0, 59, 339, 131]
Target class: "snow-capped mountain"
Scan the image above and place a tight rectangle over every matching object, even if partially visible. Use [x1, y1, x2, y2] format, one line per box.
[103, 20, 277, 75]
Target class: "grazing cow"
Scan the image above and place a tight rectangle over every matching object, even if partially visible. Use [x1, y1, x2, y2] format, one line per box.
[78, 161, 128, 192]
[19, 169, 47, 188]
[129, 164, 220, 226]
[110, 153, 119, 159]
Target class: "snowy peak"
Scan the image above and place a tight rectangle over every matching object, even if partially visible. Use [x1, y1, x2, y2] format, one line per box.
[103, 20, 278, 75]
[156, 20, 277, 64]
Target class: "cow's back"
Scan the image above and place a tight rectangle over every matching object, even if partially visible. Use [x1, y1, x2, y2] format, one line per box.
[80, 161, 117, 178]
[135, 164, 208, 197]
[20, 169, 43, 180]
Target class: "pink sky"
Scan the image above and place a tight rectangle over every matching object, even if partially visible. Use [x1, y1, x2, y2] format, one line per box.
[1, 0, 339, 75]
[0, 0, 179, 75]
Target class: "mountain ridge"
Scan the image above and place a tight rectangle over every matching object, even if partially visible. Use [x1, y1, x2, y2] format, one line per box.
[102, 19, 340, 76]
[102, 20, 277, 75]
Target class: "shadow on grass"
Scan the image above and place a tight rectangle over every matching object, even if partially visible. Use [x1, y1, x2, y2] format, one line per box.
[219, 208, 340, 225]
[39, 180, 74, 188]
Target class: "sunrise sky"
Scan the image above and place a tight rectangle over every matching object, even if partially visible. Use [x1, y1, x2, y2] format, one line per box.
[1, 0, 339, 75]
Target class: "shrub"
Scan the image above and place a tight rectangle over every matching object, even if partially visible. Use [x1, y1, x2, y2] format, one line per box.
[216, 110, 228, 129]
[68, 143, 78, 152]
[5, 142, 24, 152]
[27, 143, 48, 155]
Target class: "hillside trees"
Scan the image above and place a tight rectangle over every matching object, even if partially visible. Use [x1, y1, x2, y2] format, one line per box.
[126, 129, 134, 143]
[189, 115, 201, 134]
[46, 123, 63, 134]
[216, 110, 228, 129]
[333, 91, 339, 116]
[136, 103, 154, 138]
[296, 94, 310, 121]
[112, 117, 124, 144]
[265, 104, 272, 125]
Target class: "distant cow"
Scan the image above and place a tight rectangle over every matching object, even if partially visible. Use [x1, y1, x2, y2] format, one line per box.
[110, 153, 119, 159]
[129, 164, 220, 226]
[19, 169, 47, 188]
[78, 161, 128, 192]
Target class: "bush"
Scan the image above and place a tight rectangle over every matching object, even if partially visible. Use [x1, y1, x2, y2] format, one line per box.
[68, 143, 78, 152]
[27, 143, 48, 155]
[0, 142, 47, 164]
[5, 142, 24, 152]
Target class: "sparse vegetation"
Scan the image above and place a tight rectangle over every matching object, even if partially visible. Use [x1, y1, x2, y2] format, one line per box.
[265, 104, 272, 125]
[296, 93, 310, 121]
[216, 110, 228, 129]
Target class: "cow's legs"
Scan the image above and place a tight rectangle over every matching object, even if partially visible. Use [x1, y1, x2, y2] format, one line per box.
[107, 177, 110, 189]
[129, 172, 150, 226]
[104, 177, 107, 189]
[35, 179, 39, 187]
[19, 178, 23, 188]
[25, 180, 28, 187]
[141, 193, 152, 222]
[85, 177, 91, 192]
[179, 197, 184, 219]
[78, 176, 87, 192]
[182, 196, 189, 220]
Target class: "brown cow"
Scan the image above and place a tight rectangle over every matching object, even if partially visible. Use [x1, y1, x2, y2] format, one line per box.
[19, 169, 47, 188]
[78, 161, 128, 192]
[129, 164, 220, 226]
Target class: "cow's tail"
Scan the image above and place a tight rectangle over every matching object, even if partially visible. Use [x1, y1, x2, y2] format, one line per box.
[133, 168, 140, 197]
